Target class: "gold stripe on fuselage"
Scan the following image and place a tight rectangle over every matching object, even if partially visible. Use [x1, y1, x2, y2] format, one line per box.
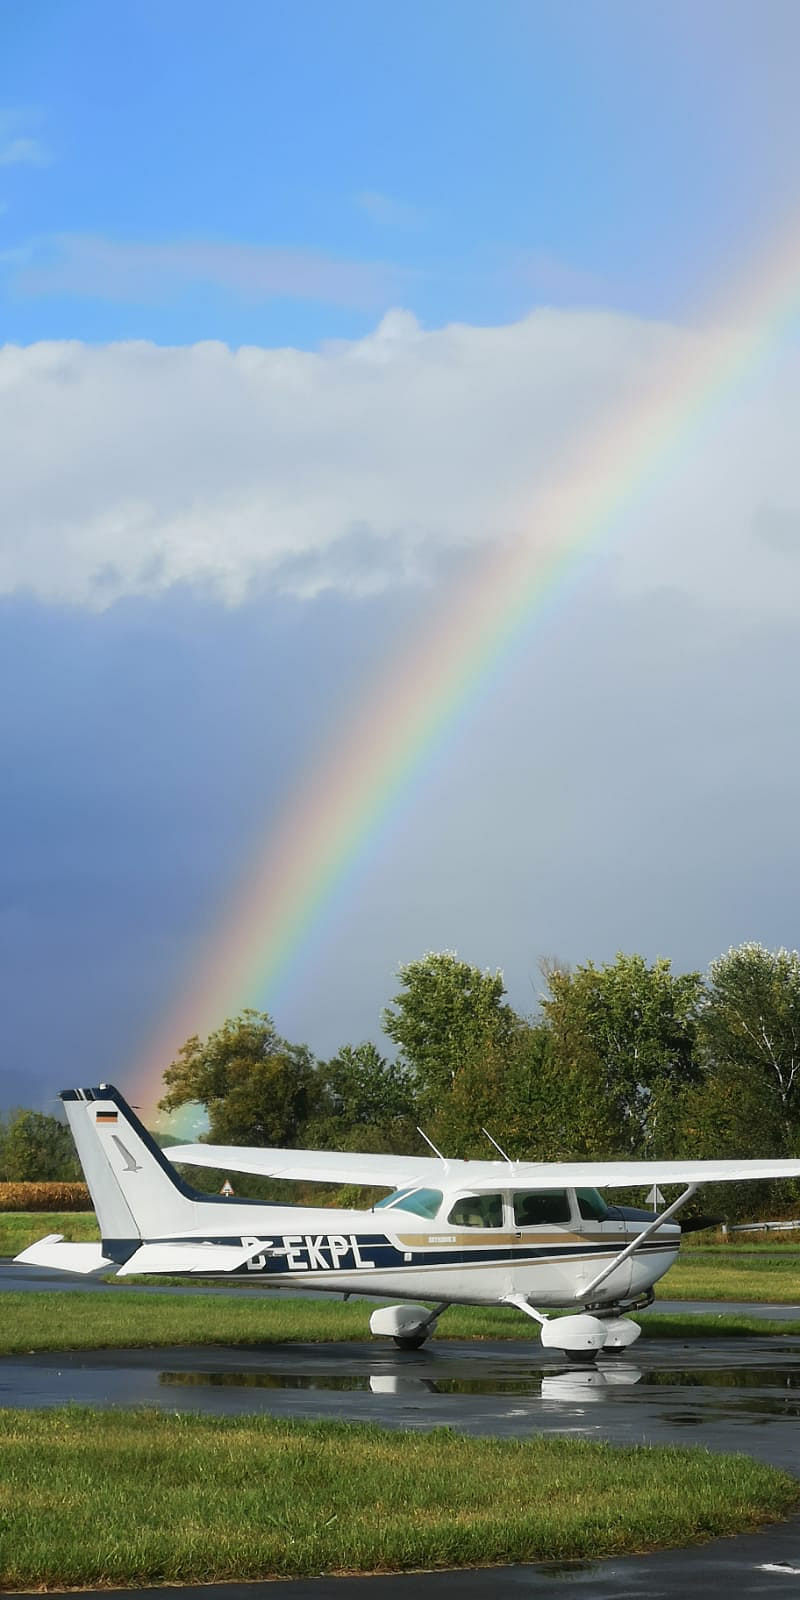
[396, 1231, 636, 1250]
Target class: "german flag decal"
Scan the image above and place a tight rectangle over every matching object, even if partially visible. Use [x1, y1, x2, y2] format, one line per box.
[95, 1110, 118, 1123]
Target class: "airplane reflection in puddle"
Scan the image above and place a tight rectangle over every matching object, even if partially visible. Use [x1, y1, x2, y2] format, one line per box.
[158, 1364, 643, 1399]
[371, 1366, 643, 1399]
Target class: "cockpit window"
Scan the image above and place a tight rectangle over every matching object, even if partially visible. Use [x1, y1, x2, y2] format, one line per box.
[448, 1193, 504, 1228]
[375, 1186, 443, 1219]
[579, 1190, 608, 1222]
[576, 1187, 610, 1222]
[513, 1189, 571, 1226]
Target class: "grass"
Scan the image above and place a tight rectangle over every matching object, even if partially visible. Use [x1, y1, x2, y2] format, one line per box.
[4, 1289, 800, 1354]
[682, 1227, 800, 1247]
[636, 1311, 800, 1338]
[1, 1407, 797, 1587]
[0, 1210, 98, 1256]
[660, 1249, 800, 1304]
[0, 1290, 539, 1352]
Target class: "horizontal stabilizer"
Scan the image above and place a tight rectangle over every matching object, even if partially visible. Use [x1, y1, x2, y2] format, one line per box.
[14, 1235, 114, 1275]
[116, 1240, 263, 1276]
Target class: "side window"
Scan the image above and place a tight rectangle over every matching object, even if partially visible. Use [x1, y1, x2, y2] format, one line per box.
[448, 1193, 504, 1228]
[576, 1188, 610, 1222]
[513, 1189, 571, 1226]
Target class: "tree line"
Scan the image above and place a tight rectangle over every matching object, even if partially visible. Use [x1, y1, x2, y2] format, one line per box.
[156, 942, 800, 1218]
[5, 942, 800, 1217]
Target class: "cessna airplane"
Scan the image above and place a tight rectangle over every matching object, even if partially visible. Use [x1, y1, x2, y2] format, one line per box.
[16, 1084, 800, 1358]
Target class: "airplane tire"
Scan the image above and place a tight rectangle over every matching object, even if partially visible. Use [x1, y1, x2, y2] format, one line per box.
[565, 1347, 599, 1364]
[393, 1333, 428, 1350]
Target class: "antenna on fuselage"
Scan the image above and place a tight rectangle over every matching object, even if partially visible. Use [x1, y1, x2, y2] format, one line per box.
[416, 1127, 447, 1163]
[482, 1128, 512, 1163]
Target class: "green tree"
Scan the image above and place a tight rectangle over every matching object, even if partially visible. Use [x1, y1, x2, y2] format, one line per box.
[541, 953, 703, 1156]
[382, 952, 517, 1114]
[159, 1009, 318, 1146]
[428, 1021, 580, 1159]
[0, 1109, 81, 1181]
[321, 1041, 416, 1128]
[698, 943, 800, 1155]
[308, 1042, 418, 1152]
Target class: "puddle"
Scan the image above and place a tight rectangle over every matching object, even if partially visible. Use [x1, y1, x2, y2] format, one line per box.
[158, 1364, 799, 1393]
[160, 1371, 374, 1392]
[647, 1368, 800, 1391]
[158, 1368, 646, 1395]
[156, 1363, 800, 1412]
[158, 1366, 649, 1400]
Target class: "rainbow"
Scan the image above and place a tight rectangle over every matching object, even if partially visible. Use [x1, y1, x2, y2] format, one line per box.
[130, 220, 800, 1126]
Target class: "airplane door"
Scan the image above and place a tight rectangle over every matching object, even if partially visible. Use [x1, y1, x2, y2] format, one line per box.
[572, 1189, 634, 1300]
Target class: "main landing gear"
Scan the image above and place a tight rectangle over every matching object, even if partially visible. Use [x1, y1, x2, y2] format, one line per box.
[369, 1290, 655, 1358]
[369, 1302, 451, 1350]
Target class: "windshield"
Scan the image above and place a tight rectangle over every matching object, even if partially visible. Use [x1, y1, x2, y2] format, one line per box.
[576, 1187, 611, 1222]
[375, 1186, 443, 1219]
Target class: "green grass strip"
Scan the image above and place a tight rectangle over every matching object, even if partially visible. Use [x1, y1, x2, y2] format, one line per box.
[1, 1407, 797, 1586]
[637, 1311, 800, 1338]
[659, 1253, 800, 1303]
[0, 1211, 98, 1256]
[4, 1290, 800, 1354]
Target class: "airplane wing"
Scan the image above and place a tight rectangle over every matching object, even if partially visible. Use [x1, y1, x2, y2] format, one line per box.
[463, 1157, 800, 1190]
[168, 1143, 494, 1188]
[168, 1144, 800, 1193]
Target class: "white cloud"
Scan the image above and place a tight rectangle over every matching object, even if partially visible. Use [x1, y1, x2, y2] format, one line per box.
[0, 135, 49, 167]
[8, 234, 407, 309]
[0, 111, 50, 168]
[503, 246, 603, 302]
[356, 191, 425, 228]
[1, 306, 799, 612]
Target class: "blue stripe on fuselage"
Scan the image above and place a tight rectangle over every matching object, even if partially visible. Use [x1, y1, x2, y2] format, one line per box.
[154, 1232, 676, 1276]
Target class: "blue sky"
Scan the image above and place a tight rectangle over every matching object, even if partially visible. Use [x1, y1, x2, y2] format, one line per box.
[2, 2, 800, 1111]
[4, 1, 799, 344]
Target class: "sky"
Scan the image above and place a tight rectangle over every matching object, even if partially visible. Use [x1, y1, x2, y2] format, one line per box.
[2, 1, 800, 1113]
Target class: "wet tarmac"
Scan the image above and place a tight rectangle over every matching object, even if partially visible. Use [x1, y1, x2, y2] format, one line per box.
[5, 1262, 800, 1595]
[1, 1260, 334, 1299]
[4, 1336, 800, 1475]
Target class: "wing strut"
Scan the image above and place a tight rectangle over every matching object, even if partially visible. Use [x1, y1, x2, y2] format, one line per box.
[576, 1183, 698, 1301]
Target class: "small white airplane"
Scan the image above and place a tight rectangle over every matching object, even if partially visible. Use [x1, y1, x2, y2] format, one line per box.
[16, 1084, 800, 1358]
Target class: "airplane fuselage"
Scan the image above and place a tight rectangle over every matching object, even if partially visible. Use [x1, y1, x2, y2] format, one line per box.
[109, 1188, 680, 1309]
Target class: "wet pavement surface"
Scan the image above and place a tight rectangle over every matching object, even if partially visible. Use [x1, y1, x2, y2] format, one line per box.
[5, 1263, 800, 1595]
[4, 1336, 800, 1475]
[1, 1260, 334, 1298]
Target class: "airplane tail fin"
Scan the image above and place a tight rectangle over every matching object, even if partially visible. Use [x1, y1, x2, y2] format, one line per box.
[60, 1085, 198, 1242]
